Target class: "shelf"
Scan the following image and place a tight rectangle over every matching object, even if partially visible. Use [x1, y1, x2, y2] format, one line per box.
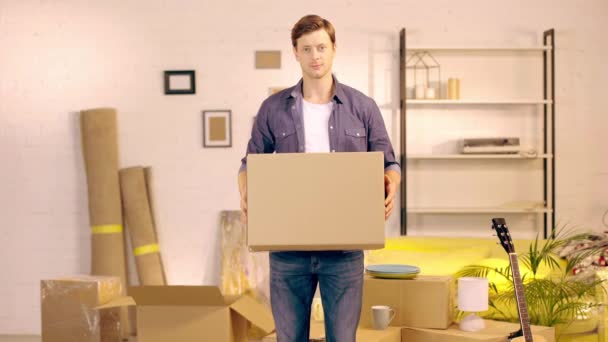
[407, 46, 552, 52]
[407, 154, 552, 160]
[399, 28, 556, 236]
[406, 99, 553, 105]
[407, 207, 553, 214]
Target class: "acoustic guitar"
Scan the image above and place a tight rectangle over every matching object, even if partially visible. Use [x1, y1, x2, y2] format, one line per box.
[491, 218, 546, 342]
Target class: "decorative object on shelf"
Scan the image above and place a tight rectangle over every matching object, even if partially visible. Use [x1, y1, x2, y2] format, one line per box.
[203, 110, 232, 147]
[448, 77, 460, 99]
[415, 84, 426, 99]
[425, 87, 436, 99]
[461, 137, 520, 154]
[405, 51, 441, 99]
[458, 277, 489, 332]
[255, 51, 281, 69]
[164, 70, 196, 95]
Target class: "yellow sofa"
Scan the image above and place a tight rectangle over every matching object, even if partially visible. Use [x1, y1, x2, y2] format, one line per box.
[365, 236, 606, 342]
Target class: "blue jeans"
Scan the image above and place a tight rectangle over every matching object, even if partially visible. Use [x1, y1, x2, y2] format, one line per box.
[269, 250, 364, 342]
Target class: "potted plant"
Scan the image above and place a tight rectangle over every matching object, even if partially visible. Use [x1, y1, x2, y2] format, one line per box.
[456, 227, 607, 336]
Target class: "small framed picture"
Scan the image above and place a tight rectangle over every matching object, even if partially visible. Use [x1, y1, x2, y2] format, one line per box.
[164, 70, 196, 95]
[268, 87, 287, 96]
[203, 110, 232, 147]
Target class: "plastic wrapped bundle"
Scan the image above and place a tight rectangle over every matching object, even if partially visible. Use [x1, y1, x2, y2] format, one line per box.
[41, 275, 123, 342]
[220, 211, 270, 339]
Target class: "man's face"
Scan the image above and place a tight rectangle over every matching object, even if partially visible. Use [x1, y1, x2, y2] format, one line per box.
[293, 29, 336, 80]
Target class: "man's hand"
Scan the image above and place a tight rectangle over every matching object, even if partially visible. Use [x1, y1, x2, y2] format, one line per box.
[384, 171, 400, 220]
[238, 171, 248, 224]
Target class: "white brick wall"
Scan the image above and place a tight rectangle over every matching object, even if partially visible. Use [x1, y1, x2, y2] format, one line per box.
[1, 0, 607, 334]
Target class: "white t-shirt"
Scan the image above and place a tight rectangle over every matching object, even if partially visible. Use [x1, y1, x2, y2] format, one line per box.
[302, 99, 333, 153]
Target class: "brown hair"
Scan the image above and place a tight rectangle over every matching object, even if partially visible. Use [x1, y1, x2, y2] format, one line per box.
[291, 15, 336, 48]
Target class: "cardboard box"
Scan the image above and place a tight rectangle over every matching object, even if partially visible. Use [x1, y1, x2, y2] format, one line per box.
[401, 319, 555, 342]
[106, 286, 274, 342]
[247, 152, 385, 251]
[262, 321, 401, 342]
[360, 275, 453, 330]
[41, 275, 123, 342]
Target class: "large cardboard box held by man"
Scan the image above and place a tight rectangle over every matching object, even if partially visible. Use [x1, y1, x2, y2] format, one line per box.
[117, 286, 274, 342]
[401, 319, 555, 342]
[247, 152, 385, 251]
[361, 275, 453, 330]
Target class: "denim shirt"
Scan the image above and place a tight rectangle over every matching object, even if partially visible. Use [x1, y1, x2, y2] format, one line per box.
[240, 75, 400, 175]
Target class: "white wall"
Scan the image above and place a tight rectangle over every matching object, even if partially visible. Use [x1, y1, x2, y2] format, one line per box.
[1, 0, 607, 334]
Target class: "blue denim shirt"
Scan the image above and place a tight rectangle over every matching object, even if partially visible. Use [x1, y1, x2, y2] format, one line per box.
[240, 75, 400, 174]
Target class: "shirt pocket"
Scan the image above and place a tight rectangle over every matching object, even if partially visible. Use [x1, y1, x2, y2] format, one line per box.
[275, 128, 298, 153]
[344, 127, 367, 151]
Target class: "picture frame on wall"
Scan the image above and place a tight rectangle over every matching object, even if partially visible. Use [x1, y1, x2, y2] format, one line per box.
[164, 70, 196, 95]
[203, 110, 232, 147]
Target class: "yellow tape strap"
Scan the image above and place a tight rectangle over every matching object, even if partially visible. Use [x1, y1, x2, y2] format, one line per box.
[91, 224, 123, 234]
[134, 243, 160, 256]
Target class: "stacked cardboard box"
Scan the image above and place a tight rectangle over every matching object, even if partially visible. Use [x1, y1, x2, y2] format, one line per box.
[41, 275, 124, 342]
[360, 275, 453, 330]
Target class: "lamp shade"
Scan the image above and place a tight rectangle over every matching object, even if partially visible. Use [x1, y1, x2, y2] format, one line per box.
[458, 277, 489, 312]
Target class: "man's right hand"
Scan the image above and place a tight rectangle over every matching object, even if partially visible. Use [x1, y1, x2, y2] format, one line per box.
[238, 171, 248, 224]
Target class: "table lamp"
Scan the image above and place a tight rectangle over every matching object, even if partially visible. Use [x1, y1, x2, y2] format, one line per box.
[458, 277, 489, 332]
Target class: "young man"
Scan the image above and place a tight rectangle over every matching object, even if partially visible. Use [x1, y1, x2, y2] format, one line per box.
[238, 15, 400, 342]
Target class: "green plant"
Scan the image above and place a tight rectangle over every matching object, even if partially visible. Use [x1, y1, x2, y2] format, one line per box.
[456, 227, 606, 327]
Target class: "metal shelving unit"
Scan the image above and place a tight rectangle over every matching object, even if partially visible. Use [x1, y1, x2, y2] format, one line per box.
[399, 28, 556, 237]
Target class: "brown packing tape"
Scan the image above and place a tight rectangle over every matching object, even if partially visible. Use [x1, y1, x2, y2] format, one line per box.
[119, 166, 166, 285]
[80, 108, 130, 338]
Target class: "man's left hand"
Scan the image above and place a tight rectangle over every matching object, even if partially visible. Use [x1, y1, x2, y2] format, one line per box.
[384, 174, 397, 220]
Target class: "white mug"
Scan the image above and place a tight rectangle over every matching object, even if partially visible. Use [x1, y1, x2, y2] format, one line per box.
[371, 305, 395, 330]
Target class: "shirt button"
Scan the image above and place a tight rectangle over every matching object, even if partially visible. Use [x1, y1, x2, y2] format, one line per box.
[292, 106, 295, 110]
[331, 149, 335, 152]
[330, 126, 334, 130]
[282, 132, 286, 136]
[356, 133, 360, 136]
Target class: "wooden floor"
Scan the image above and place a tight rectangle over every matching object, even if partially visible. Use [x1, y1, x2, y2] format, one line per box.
[0, 337, 138, 342]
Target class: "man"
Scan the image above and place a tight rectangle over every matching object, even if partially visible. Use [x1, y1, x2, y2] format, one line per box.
[238, 14, 400, 342]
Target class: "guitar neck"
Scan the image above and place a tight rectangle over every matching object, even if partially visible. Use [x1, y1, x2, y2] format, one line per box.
[509, 253, 533, 341]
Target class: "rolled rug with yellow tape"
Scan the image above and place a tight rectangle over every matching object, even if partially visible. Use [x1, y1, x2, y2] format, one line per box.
[119, 166, 166, 285]
[80, 108, 130, 338]
[143, 166, 167, 283]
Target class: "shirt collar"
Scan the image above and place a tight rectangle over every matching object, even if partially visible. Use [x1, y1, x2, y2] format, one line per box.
[288, 74, 345, 104]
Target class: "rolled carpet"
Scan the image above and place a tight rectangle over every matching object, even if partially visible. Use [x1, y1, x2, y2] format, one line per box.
[119, 166, 166, 285]
[80, 107, 130, 338]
